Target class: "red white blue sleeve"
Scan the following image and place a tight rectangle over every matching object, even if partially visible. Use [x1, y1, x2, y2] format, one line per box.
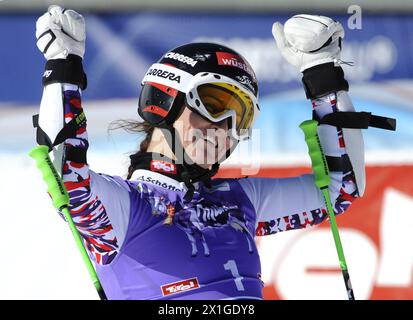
[238, 91, 364, 236]
[57, 84, 131, 264]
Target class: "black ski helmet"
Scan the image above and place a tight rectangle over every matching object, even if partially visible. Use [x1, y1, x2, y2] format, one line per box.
[138, 42, 259, 140]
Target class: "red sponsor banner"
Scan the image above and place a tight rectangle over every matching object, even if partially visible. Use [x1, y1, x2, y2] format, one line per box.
[217, 165, 413, 299]
[150, 160, 177, 174]
[216, 52, 255, 78]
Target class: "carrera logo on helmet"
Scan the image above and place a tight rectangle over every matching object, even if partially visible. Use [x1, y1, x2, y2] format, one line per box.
[146, 68, 181, 83]
[165, 52, 198, 67]
[216, 52, 255, 78]
[150, 160, 177, 174]
[161, 277, 200, 296]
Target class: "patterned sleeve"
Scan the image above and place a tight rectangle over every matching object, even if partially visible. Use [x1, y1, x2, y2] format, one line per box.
[238, 92, 361, 236]
[60, 84, 131, 265]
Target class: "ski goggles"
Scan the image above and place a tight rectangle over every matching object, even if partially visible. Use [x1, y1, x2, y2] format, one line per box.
[185, 73, 259, 140]
[141, 64, 259, 140]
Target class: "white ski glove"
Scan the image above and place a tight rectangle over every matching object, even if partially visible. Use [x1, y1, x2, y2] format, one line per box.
[272, 14, 345, 72]
[36, 5, 86, 60]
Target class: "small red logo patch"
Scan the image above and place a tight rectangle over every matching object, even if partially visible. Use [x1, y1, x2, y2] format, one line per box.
[161, 277, 200, 296]
[216, 52, 255, 78]
[150, 160, 177, 174]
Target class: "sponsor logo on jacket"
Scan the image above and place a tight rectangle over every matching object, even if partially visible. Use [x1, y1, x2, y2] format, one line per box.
[136, 175, 185, 192]
[161, 277, 200, 296]
[150, 160, 177, 174]
[146, 68, 181, 83]
[165, 52, 198, 67]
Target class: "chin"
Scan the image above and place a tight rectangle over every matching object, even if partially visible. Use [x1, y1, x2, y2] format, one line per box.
[186, 153, 215, 169]
[186, 142, 228, 168]
[197, 162, 212, 170]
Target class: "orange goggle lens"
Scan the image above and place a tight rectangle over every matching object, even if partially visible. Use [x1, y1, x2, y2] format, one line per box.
[196, 82, 255, 132]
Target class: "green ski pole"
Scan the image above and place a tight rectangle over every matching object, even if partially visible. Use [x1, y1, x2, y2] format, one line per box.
[29, 145, 107, 300]
[300, 119, 355, 300]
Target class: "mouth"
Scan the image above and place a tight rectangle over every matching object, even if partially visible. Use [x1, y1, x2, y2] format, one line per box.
[191, 131, 219, 149]
[203, 136, 218, 149]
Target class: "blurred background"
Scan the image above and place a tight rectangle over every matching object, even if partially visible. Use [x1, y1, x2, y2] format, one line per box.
[0, 0, 412, 300]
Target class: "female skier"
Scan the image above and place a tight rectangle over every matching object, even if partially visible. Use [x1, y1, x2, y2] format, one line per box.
[34, 7, 365, 299]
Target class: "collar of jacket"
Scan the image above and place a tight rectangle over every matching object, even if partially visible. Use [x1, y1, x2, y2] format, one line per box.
[129, 152, 219, 200]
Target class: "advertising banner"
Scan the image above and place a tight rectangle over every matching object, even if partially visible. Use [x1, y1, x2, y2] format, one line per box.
[218, 165, 413, 299]
[1, 13, 412, 104]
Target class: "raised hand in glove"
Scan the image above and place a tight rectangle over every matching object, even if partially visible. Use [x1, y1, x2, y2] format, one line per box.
[36, 5, 86, 60]
[272, 14, 345, 72]
[272, 14, 349, 99]
[34, 5, 88, 169]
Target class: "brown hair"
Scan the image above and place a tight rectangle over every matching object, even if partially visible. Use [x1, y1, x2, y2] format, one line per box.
[109, 119, 155, 179]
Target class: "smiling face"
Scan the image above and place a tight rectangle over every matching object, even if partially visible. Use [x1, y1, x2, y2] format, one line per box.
[173, 106, 234, 169]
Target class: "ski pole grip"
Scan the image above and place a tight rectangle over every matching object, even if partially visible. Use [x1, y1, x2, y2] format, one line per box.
[29, 145, 69, 210]
[299, 120, 330, 189]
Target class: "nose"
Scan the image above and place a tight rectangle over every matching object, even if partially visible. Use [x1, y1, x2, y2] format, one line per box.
[189, 107, 229, 133]
[208, 118, 229, 130]
[199, 119, 228, 138]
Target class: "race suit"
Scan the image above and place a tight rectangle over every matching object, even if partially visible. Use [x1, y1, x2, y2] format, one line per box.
[44, 83, 362, 300]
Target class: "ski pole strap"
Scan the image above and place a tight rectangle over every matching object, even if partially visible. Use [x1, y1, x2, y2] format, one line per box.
[315, 111, 396, 131]
[302, 63, 349, 99]
[325, 154, 353, 173]
[43, 54, 87, 90]
[299, 120, 330, 189]
[32, 114, 53, 149]
[32, 111, 87, 152]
